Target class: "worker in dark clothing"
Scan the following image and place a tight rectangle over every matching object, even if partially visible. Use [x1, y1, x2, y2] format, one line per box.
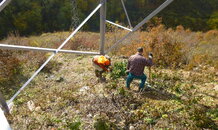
[126, 47, 153, 92]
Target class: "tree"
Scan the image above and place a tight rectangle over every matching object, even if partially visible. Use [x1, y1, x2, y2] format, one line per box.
[208, 11, 218, 30]
[0, 0, 218, 39]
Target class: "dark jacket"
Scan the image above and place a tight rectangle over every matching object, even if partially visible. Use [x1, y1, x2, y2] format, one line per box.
[127, 53, 152, 76]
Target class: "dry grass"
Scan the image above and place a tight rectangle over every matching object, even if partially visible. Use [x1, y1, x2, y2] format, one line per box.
[0, 31, 99, 99]
[5, 55, 218, 129]
[0, 26, 217, 129]
[113, 25, 218, 69]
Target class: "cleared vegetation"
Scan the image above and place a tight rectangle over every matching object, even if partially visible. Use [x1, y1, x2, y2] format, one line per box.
[5, 55, 218, 129]
[0, 25, 218, 129]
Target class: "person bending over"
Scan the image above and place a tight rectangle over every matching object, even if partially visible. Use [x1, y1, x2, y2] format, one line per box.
[92, 55, 111, 82]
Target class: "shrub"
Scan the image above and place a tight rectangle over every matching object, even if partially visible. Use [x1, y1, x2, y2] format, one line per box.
[112, 24, 218, 69]
[94, 114, 117, 130]
[189, 106, 217, 129]
[67, 121, 82, 130]
[110, 61, 127, 79]
[41, 60, 63, 74]
[94, 119, 110, 130]
[147, 31, 183, 68]
[0, 50, 25, 99]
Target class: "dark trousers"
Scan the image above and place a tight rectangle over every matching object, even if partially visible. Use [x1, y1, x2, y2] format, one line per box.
[126, 73, 147, 89]
[95, 70, 106, 81]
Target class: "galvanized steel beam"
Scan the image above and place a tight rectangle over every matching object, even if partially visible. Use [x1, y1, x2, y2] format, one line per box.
[100, 0, 106, 55]
[120, 0, 132, 28]
[0, 44, 100, 55]
[106, 20, 132, 31]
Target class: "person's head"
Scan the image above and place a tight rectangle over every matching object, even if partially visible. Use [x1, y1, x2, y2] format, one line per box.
[137, 47, 143, 54]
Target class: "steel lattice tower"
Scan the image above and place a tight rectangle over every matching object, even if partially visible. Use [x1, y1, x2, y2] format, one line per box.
[71, 0, 80, 30]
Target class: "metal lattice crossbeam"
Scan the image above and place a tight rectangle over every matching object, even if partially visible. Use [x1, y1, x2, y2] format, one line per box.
[106, 20, 133, 31]
[0, 44, 100, 55]
[120, 0, 132, 28]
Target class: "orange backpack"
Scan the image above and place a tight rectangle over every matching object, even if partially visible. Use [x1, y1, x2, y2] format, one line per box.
[94, 56, 110, 66]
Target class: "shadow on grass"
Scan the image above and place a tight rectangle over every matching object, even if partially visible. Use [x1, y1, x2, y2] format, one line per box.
[131, 87, 177, 101]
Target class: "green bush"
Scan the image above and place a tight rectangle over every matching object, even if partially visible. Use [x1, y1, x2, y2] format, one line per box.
[110, 61, 127, 80]
[207, 11, 218, 29]
[68, 121, 82, 130]
[94, 119, 110, 130]
[93, 114, 118, 130]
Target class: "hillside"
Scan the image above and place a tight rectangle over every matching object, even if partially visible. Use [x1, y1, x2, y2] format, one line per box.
[0, 27, 217, 129]
[6, 54, 218, 129]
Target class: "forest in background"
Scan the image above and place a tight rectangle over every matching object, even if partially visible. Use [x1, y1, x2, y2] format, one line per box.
[0, 0, 218, 39]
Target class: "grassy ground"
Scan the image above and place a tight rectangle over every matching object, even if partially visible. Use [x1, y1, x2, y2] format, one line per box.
[1, 27, 217, 129]
[6, 54, 218, 129]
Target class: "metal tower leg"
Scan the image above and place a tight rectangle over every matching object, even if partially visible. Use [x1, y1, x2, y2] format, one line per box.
[0, 92, 9, 114]
[100, 0, 106, 55]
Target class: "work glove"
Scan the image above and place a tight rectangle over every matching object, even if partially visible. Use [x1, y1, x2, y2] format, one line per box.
[148, 52, 153, 59]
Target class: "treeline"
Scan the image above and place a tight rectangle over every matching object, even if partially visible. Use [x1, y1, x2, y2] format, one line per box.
[0, 0, 218, 39]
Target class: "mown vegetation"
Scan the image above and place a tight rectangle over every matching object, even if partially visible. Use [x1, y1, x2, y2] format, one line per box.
[0, 0, 218, 38]
[5, 55, 217, 129]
